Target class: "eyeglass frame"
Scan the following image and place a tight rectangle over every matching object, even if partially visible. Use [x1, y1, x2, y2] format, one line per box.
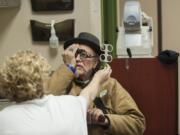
[75, 49, 98, 60]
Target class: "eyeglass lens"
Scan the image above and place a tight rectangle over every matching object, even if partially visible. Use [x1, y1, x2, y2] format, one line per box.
[75, 49, 88, 59]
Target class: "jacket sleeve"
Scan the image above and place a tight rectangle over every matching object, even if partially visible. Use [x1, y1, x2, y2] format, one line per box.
[46, 64, 74, 95]
[104, 79, 146, 135]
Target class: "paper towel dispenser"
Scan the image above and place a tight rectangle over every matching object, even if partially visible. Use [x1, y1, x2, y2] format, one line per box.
[0, 0, 21, 8]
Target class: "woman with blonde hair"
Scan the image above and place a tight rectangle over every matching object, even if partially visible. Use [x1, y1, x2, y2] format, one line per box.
[0, 50, 111, 135]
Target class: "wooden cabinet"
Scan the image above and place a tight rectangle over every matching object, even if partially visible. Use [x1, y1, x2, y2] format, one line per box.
[110, 58, 178, 135]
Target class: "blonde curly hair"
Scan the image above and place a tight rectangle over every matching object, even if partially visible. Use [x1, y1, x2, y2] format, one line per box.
[0, 50, 51, 102]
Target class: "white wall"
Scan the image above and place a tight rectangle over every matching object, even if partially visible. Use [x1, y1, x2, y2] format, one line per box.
[0, 0, 101, 70]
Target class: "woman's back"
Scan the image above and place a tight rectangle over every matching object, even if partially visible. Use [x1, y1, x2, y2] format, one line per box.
[0, 95, 87, 135]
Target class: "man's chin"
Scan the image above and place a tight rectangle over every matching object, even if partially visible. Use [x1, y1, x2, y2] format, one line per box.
[76, 69, 84, 76]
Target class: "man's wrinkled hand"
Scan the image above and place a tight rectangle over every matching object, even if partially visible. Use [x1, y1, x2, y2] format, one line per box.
[62, 44, 79, 67]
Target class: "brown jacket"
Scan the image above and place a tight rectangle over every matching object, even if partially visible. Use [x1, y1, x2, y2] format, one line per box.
[47, 64, 146, 135]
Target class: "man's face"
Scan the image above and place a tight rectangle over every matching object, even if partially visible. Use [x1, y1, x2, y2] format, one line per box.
[75, 44, 98, 80]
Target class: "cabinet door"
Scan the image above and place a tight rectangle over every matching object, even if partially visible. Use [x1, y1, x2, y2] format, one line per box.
[110, 58, 178, 135]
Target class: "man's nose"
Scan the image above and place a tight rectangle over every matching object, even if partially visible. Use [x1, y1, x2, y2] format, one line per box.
[75, 53, 81, 61]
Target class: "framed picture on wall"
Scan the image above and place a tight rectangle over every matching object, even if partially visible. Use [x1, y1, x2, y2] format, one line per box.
[31, 0, 74, 11]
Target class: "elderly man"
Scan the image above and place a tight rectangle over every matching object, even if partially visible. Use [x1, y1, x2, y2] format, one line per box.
[47, 32, 146, 135]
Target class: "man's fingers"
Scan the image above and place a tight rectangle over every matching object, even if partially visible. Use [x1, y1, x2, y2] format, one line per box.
[67, 44, 79, 53]
[68, 48, 74, 52]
